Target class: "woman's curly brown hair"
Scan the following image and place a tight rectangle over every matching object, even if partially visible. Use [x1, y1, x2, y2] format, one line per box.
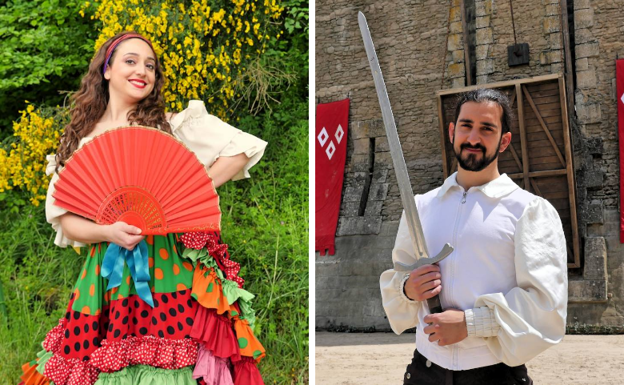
[55, 31, 172, 173]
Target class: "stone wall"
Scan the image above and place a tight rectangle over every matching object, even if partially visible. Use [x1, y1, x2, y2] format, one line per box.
[316, 0, 624, 331]
[567, 0, 624, 328]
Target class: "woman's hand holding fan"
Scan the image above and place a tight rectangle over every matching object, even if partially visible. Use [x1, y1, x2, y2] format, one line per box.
[104, 221, 145, 251]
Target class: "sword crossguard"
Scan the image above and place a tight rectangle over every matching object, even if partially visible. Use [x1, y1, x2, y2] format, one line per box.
[393, 243, 454, 272]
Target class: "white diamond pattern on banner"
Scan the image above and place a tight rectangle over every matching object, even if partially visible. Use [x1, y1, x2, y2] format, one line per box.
[621, 92, 624, 105]
[318, 127, 329, 147]
[335, 124, 344, 144]
[326, 141, 336, 160]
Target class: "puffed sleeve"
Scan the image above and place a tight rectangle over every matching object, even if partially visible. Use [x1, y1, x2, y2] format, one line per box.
[380, 207, 422, 335]
[45, 154, 86, 248]
[170, 100, 268, 181]
[471, 197, 568, 366]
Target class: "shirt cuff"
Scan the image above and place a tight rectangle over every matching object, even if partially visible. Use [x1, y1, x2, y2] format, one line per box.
[465, 306, 500, 337]
[399, 273, 418, 304]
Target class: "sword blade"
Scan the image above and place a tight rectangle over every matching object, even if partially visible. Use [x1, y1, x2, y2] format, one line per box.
[358, 12, 429, 261]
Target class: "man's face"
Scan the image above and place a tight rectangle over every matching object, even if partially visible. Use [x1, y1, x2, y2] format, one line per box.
[449, 101, 511, 172]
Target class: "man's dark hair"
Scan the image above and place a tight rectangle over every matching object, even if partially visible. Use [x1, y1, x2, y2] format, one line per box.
[452, 88, 513, 134]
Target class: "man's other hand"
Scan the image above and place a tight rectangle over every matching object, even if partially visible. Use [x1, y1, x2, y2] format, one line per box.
[423, 308, 468, 346]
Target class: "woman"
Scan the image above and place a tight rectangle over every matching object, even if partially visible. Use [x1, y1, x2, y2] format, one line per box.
[19, 32, 267, 385]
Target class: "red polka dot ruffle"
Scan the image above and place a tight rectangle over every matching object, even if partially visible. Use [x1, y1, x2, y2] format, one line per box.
[42, 319, 66, 353]
[89, 335, 199, 372]
[43, 354, 98, 385]
[181, 232, 245, 288]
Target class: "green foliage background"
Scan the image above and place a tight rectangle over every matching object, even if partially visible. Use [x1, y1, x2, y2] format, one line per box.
[0, 0, 309, 383]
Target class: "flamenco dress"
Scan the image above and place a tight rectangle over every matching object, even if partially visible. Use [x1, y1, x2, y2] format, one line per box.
[19, 101, 269, 385]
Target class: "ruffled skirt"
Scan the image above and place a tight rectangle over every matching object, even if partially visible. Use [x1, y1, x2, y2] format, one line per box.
[19, 232, 264, 385]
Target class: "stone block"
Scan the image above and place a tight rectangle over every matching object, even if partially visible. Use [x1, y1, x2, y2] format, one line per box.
[548, 50, 562, 63]
[549, 33, 562, 49]
[574, 8, 594, 28]
[574, 28, 596, 44]
[349, 154, 372, 173]
[576, 58, 589, 71]
[450, 21, 463, 34]
[364, 200, 384, 216]
[568, 279, 607, 303]
[368, 183, 389, 201]
[574, 0, 591, 10]
[374, 151, 393, 170]
[375, 136, 389, 152]
[476, 75, 489, 85]
[584, 237, 607, 280]
[353, 138, 371, 155]
[340, 202, 361, 217]
[580, 202, 604, 224]
[448, 33, 463, 51]
[545, 4, 559, 16]
[576, 102, 602, 124]
[452, 50, 465, 62]
[353, 119, 386, 139]
[475, 0, 492, 17]
[452, 77, 466, 88]
[337, 216, 383, 236]
[476, 45, 489, 60]
[476, 59, 494, 74]
[448, 63, 464, 77]
[476, 16, 490, 29]
[550, 63, 563, 73]
[575, 42, 599, 59]
[343, 185, 365, 203]
[543, 16, 560, 33]
[577, 167, 604, 189]
[449, 6, 462, 22]
[476, 28, 493, 44]
[372, 168, 389, 184]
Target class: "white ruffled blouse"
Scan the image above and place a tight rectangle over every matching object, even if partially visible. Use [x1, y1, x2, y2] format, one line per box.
[45, 100, 268, 248]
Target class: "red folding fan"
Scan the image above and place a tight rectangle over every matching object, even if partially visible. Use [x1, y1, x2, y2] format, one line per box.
[53, 126, 221, 235]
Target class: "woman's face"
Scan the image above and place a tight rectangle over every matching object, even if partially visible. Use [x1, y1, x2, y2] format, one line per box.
[104, 38, 157, 104]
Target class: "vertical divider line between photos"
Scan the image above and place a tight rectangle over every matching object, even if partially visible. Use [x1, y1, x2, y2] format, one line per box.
[309, 0, 317, 382]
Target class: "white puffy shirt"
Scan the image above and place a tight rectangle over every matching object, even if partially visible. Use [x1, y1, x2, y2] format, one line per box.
[380, 173, 568, 370]
[45, 100, 267, 248]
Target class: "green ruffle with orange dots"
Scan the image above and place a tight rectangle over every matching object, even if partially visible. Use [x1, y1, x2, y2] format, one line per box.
[71, 234, 194, 315]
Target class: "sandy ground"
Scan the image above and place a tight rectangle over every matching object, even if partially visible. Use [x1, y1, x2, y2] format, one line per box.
[316, 332, 624, 384]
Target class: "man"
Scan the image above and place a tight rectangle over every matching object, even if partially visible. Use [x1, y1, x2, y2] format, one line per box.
[380, 88, 568, 384]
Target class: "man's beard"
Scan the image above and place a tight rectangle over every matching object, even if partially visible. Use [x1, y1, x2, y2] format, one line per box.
[454, 137, 501, 172]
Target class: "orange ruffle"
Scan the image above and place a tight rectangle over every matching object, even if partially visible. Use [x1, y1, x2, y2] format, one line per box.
[20, 362, 50, 385]
[191, 265, 232, 315]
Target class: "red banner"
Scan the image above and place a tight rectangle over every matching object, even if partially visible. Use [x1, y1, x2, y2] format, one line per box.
[315, 99, 349, 256]
[618, 59, 624, 242]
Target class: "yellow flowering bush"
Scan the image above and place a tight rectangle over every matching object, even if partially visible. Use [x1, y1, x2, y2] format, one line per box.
[86, 0, 284, 119]
[2, 0, 285, 207]
[0, 104, 64, 206]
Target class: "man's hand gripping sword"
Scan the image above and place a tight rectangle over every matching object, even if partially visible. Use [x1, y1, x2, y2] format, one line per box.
[358, 12, 454, 314]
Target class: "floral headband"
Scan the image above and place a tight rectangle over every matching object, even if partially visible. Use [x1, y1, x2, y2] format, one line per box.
[102, 33, 155, 75]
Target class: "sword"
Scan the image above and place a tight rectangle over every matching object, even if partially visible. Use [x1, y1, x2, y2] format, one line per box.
[358, 11, 454, 314]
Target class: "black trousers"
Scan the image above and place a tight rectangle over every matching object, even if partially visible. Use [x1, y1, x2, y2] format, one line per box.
[403, 349, 532, 385]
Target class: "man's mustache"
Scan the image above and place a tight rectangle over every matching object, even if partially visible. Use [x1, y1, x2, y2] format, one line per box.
[460, 143, 486, 153]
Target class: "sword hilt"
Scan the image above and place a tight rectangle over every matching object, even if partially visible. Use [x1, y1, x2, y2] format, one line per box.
[394, 243, 454, 314]
[393, 243, 454, 272]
